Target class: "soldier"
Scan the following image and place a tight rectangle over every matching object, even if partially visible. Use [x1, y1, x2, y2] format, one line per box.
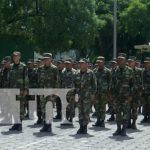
[74, 58, 97, 134]
[60, 59, 76, 125]
[0, 60, 5, 88]
[108, 59, 117, 121]
[113, 53, 134, 136]
[39, 53, 58, 132]
[2, 56, 12, 88]
[53, 60, 65, 120]
[9, 51, 29, 131]
[93, 57, 111, 127]
[127, 56, 142, 129]
[141, 57, 150, 123]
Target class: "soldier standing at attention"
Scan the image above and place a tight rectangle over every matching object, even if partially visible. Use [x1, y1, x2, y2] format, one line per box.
[141, 57, 150, 123]
[74, 58, 97, 134]
[93, 57, 111, 127]
[127, 56, 142, 129]
[9, 51, 29, 131]
[39, 53, 58, 132]
[60, 59, 76, 125]
[113, 53, 134, 136]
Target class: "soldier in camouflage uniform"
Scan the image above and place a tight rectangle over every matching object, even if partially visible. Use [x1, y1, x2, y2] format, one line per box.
[60, 59, 76, 125]
[141, 57, 150, 123]
[93, 58, 111, 127]
[1, 56, 11, 88]
[127, 56, 142, 129]
[39, 53, 58, 132]
[0, 60, 5, 88]
[74, 58, 97, 134]
[9, 51, 29, 131]
[113, 53, 134, 136]
[53, 60, 65, 120]
[108, 59, 117, 121]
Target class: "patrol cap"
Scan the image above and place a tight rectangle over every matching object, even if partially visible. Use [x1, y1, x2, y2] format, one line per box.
[64, 58, 73, 64]
[144, 57, 150, 63]
[117, 53, 127, 59]
[96, 59, 103, 63]
[97, 56, 105, 61]
[1, 60, 6, 65]
[111, 58, 117, 64]
[128, 56, 136, 62]
[79, 58, 88, 63]
[3, 56, 11, 61]
[43, 53, 52, 59]
[12, 51, 21, 56]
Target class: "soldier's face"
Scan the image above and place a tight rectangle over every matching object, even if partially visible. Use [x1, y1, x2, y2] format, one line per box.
[65, 63, 72, 70]
[44, 58, 51, 66]
[97, 61, 104, 69]
[80, 62, 88, 70]
[4, 61, 11, 68]
[135, 62, 141, 68]
[128, 61, 135, 68]
[13, 55, 20, 63]
[117, 58, 126, 66]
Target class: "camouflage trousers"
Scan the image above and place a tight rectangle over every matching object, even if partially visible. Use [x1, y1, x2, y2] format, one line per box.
[78, 95, 91, 126]
[129, 93, 140, 120]
[66, 89, 76, 120]
[115, 96, 130, 125]
[142, 93, 150, 116]
[94, 93, 107, 120]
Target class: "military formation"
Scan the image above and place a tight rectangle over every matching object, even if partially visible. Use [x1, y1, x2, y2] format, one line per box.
[0, 51, 150, 137]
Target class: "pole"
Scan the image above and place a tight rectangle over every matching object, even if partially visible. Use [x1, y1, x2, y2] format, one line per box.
[113, 0, 117, 58]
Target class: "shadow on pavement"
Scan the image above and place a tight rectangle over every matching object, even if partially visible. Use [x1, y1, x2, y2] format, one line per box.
[56, 125, 75, 129]
[1, 130, 23, 135]
[126, 129, 143, 133]
[33, 132, 56, 137]
[27, 124, 43, 128]
[89, 126, 110, 131]
[109, 135, 134, 141]
[69, 133, 94, 139]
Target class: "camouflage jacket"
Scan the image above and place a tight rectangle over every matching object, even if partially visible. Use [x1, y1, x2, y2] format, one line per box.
[1, 68, 11, 88]
[9, 62, 29, 89]
[132, 67, 142, 93]
[74, 69, 97, 96]
[142, 68, 150, 93]
[38, 64, 58, 88]
[27, 68, 38, 88]
[93, 67, 111, 94]
[60, 68, 76, 88]
[114, 66, 134, 97]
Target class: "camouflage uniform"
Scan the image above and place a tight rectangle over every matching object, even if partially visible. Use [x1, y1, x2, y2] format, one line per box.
[127, 67, 142, 128]
[93, 65, 111, 127]
[60, 67, 76, 122]
[9, 61, 29, 121]
[113, 63, 134, 136]
[142, 64, 150, 122]
[74, 63, 97, 133]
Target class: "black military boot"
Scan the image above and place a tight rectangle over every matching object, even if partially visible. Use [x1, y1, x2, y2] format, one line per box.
[141, 116, 148, 123]
[53, 113, 62, 120]
[40, 124, 52, 132]
[126, 119, 132, 128]
[77, 124, 84, 134]
[92, 118, 101, 127]
[113, 124, 121, 136]
[107, 114, 115, 122]
[100, 120, 105, 127]
[35, 118, 43, 125]
[82, 125, 87, 134]
[131, 120, 137, 129]
[92, 112, 97, 117]
[121, 124, 127, 136]
[9, 123, 22, 131]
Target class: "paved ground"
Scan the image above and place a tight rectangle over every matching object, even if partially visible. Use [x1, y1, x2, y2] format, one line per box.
[0, 111, 150, 150]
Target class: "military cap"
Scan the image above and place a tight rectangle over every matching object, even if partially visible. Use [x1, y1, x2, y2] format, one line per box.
[97, 56, 105, 61]
[144, 57, 150, 63]
[117, 53, 127, 59]
[1, 60, 6, 65]
[43, 53, 52, 59]
[64, 58, 73, 64]
[12, 51, 21, 56]
[111, 59, 117, 64]
[96, 59, 103, 63]
[128, 56, 136, 61]
[3, 56, 11, 61]
[79, 58, 88, 63]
